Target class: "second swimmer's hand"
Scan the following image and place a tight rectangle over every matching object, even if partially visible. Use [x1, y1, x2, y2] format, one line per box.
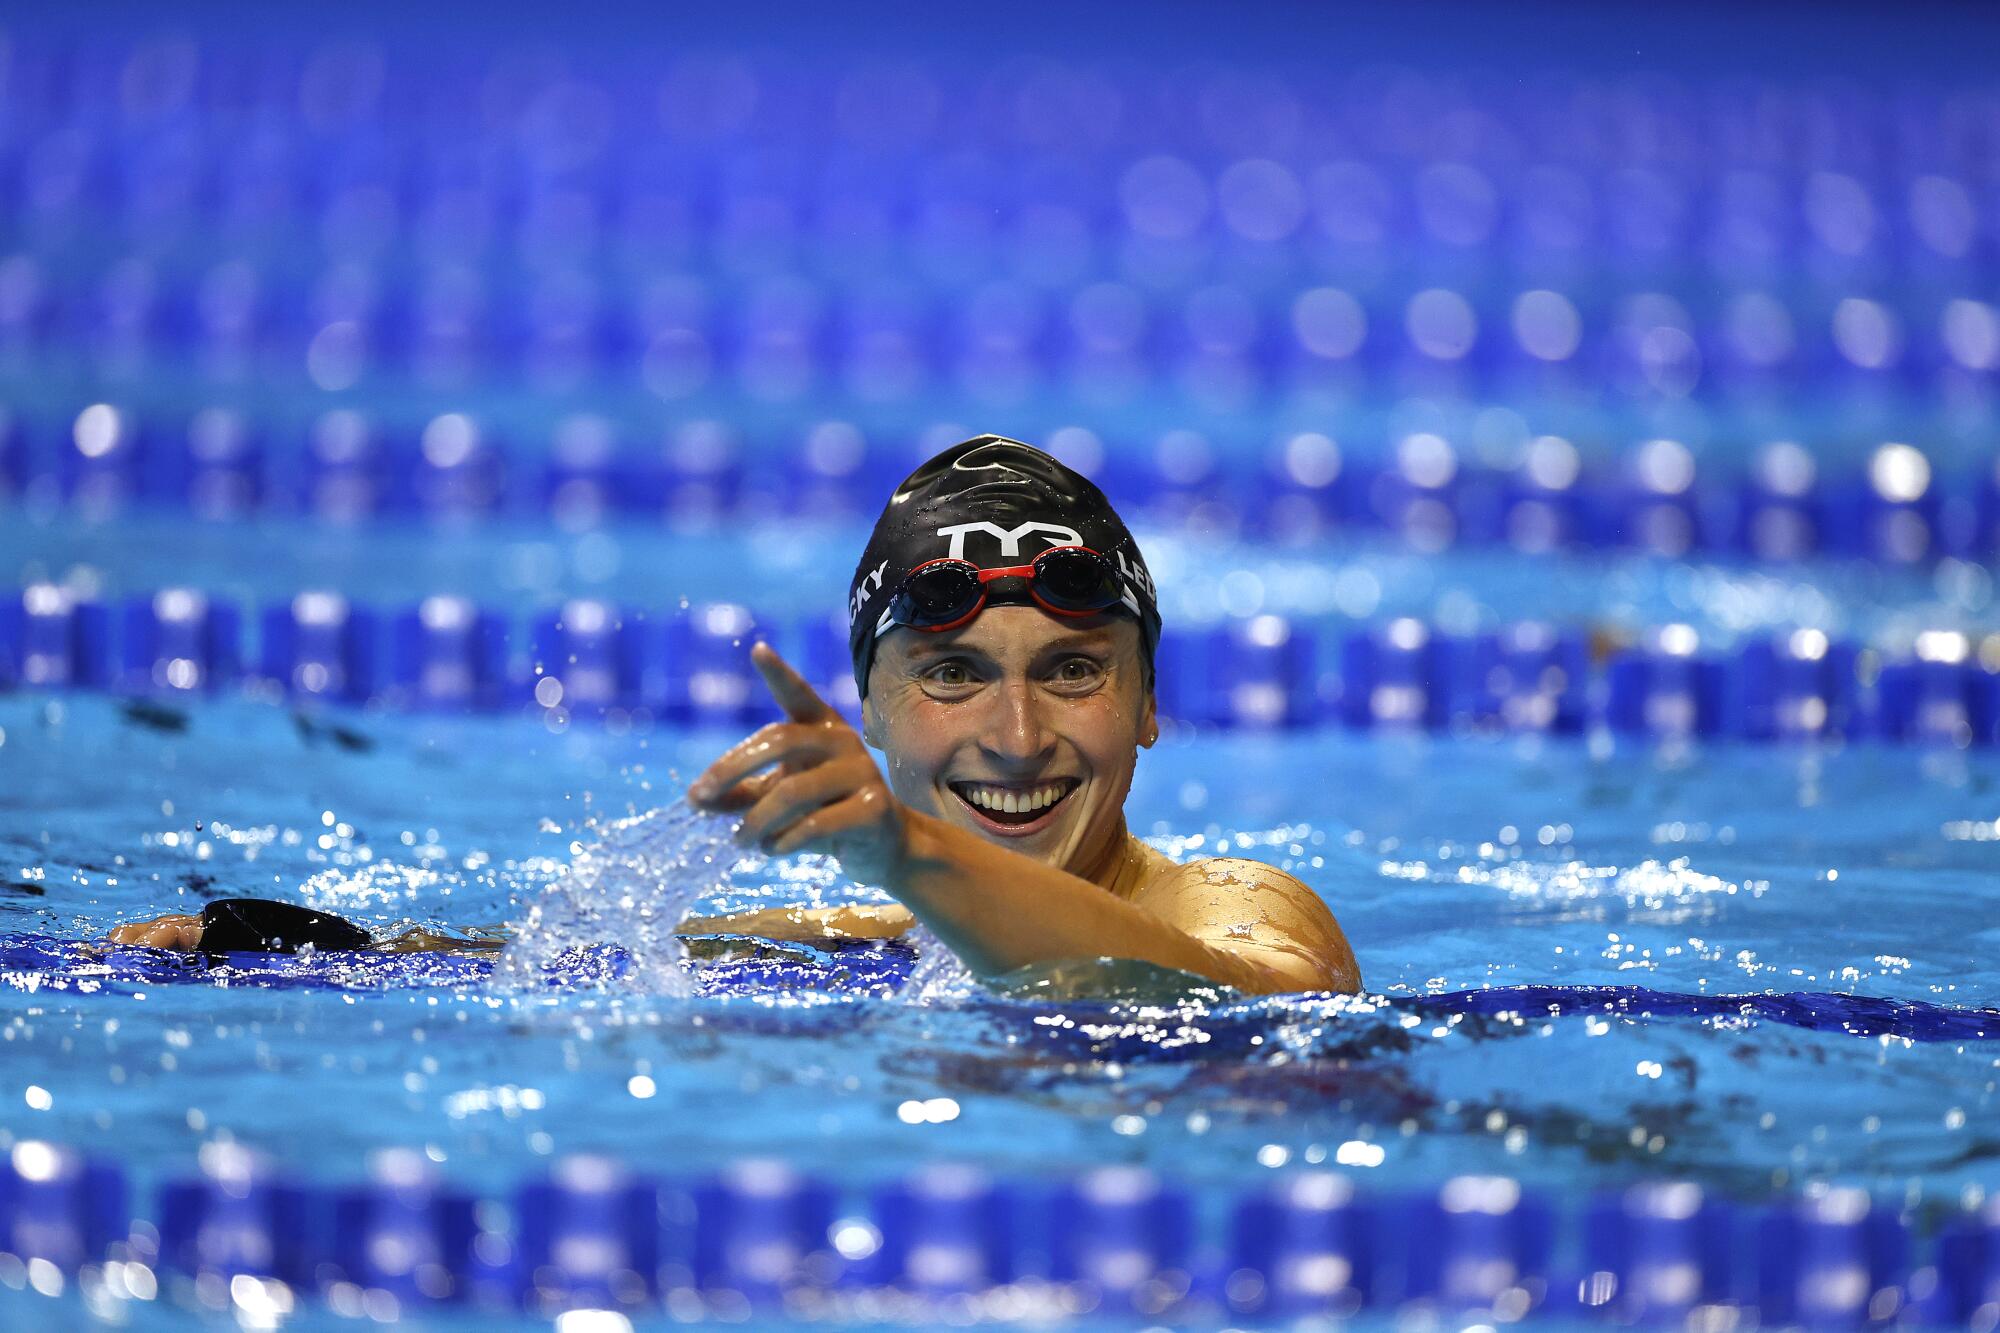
[106, 913, 204, 950]
[687, 644, 908, 886]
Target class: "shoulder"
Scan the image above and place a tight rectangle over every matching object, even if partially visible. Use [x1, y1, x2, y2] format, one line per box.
[1132, 854, 1363, 994]
[1137, 855, 1346, 934]
[1141, 854, 1316, 899]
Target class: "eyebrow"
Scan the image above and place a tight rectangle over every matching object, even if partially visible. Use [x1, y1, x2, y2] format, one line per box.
[899, 629, 1120, 661]
[1037, 631, 1120, 652]
[899, 640, 978, 662]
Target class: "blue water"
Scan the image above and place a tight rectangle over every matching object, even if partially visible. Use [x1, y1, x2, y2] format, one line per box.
[3, 674, 1996, 1214]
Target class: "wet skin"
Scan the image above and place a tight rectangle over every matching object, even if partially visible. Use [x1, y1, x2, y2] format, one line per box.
[862, 609, 1158, 888]
[686, 608, 1361, 995]
[109, 608, 1360, 995]
[107, 915, 204, 949]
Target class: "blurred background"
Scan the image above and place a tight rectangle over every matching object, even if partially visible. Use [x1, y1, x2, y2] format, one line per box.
[3, 0, 2000, 718]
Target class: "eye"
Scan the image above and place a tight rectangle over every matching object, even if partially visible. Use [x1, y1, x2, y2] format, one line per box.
[921, 660, 980, 694]
[1049, 655, 1104, 688]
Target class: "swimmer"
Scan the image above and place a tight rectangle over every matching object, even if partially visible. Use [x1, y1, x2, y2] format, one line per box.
[104, 898, 506, 953]
[109, 436, 1360, 996]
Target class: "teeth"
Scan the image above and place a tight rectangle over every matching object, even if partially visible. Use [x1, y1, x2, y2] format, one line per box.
[961, 783, 1067, 815]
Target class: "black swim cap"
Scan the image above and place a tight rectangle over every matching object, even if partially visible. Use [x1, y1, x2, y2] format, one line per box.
[197, 898, 374, 954]
[848, 435, 1161, 697]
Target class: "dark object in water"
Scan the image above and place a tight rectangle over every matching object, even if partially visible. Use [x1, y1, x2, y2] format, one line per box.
[1, 880, 46, 897]
[198, 898, 374, 954]
[290, 712, 375, 752]
[118, 699, 190, 733]
[1416, 983, 2000, 1043]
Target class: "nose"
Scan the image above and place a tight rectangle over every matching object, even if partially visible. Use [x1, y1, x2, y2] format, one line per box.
[979, 677, 1057, 771]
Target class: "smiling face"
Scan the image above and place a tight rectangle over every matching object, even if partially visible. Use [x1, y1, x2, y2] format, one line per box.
[861, 606, 1157, 885]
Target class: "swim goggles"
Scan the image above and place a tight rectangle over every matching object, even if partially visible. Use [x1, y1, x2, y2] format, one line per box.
[882, 546, 1125, 635]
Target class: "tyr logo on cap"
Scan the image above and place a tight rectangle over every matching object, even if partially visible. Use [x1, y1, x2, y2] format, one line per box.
[933, 520, 1083, 561]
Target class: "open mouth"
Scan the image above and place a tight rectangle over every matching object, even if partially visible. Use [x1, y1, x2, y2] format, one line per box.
[948, 778, 1080, 832]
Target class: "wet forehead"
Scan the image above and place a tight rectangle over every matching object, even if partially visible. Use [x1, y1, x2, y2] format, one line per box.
[881, 607, 1140, 668]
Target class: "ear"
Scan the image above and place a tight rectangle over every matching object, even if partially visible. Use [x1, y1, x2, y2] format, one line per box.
[861, 693, 884, 749]
[1138, 688, 1159, 749]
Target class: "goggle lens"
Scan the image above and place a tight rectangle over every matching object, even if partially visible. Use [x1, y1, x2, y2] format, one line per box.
[891, 562, 983, 628]
[884, 547, 1122, 633]
[1031, 547, 1120, 611]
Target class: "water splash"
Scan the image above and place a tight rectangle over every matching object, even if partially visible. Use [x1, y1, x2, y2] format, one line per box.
[488, 798, 986, 1002]
[899, 923, 976, 1003]
[491, 802, 750, 995]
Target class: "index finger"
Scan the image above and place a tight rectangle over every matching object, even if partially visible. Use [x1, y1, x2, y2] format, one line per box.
[690, 722, 840, 805]
[751, 642, 837, 723]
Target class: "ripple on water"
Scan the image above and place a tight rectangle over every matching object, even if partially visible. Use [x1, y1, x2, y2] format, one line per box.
[1381, 854, 1765, 910]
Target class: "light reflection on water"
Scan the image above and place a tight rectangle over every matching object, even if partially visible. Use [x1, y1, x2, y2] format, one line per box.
[0, 694, 1994, 1211]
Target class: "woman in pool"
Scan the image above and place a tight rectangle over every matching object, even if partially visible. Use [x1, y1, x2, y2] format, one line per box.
[111, 436, 1360, 996]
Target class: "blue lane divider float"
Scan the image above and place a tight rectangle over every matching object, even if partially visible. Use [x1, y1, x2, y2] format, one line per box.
[1603, 624, 1729, 739]
[0, 1142, 128, 1275]
[120, 588, 241, 695]
[1578, 1181, 1739, 1323]
[2, 30, 1997, 276]
[0, 54, 1994, 404]
[1, 35, 1998, 476]
[1046, 1167, 1194, 1307]
[862, 1164, 1014, 1295]
[259, 591, 377, 705]
[8, 582, 2000, 746]
[154, 1144, 317, 1293]
[7, 403, 1999, 569]
[323, 1150, 480, 1309]
[1228, 1172, 1371, 1316]
[513, 1155, 666, 1312]
[4, 1142, 1998, 1325]
[689, 1160, 838, 1306]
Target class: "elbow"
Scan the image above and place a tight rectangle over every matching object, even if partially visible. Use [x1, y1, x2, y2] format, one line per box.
[1319, 958, 1365, 994]
[1319, 951, 1365, 994]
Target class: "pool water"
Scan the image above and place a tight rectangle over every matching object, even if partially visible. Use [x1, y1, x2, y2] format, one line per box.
[4, 508, 2000, 1330]
[4, 665, 1996, 1215]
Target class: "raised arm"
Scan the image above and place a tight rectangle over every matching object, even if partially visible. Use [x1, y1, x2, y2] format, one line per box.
[886, 814, 1350, 994]
[689, 644, 1351, 996]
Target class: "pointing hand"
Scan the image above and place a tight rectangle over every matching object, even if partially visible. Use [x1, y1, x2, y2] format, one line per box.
[688, 644, 908, 886]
